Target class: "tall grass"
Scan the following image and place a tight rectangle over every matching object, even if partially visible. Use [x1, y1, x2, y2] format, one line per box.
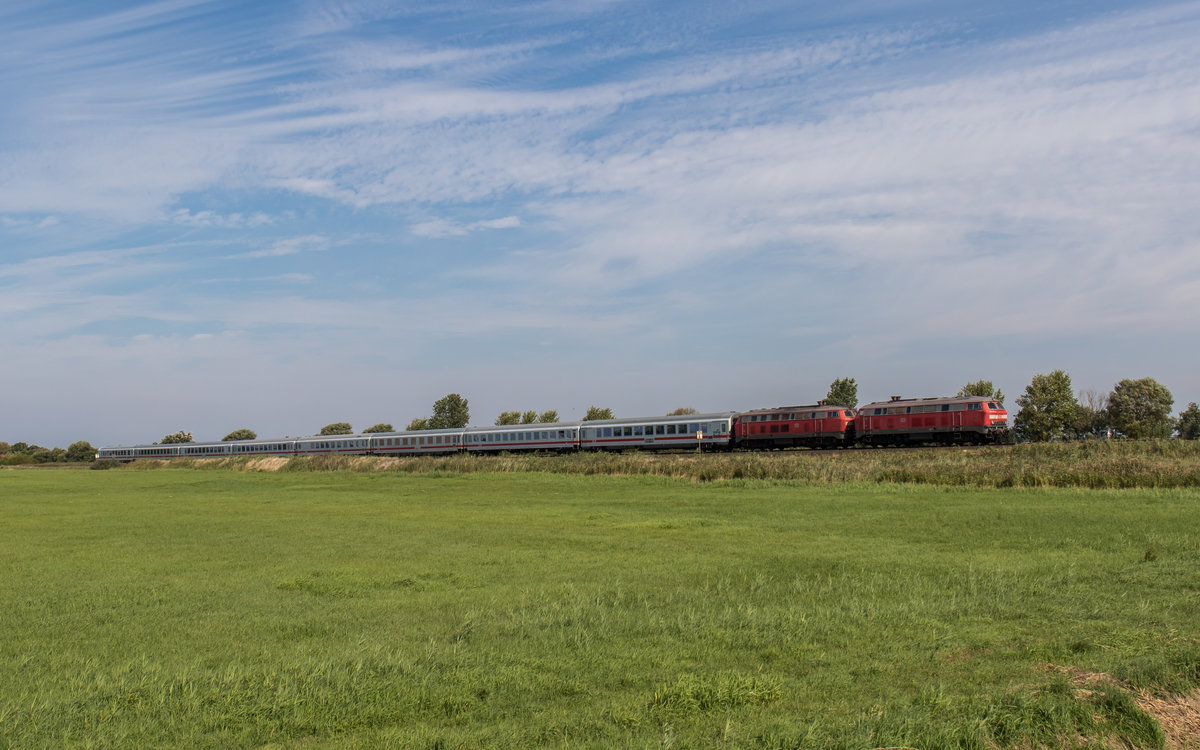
[130, 440, 1200, 488]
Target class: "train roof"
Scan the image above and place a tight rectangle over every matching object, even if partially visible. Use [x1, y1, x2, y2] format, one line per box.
[858, 395, 1003, 409]
[739, 404, 853, 415]
[464, 421, 582, 433]
[577, 412, 739, 427]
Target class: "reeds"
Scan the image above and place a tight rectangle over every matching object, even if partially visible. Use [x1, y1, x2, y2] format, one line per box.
[158, 440, 1200, 488]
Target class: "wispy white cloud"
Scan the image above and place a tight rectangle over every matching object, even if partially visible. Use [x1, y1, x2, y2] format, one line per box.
[232, 235, 332, 259]
[167, 208, 275, 228]
[410, 215, 521, 238]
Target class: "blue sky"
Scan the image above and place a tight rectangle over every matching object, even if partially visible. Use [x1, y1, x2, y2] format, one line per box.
[3, 0, 1198, 447]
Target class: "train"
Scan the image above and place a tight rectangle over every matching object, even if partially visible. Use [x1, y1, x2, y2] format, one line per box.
[96, 395, 1010, 461]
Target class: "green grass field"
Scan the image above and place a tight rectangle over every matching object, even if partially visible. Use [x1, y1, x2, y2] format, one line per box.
[2, 468, 1198, 748]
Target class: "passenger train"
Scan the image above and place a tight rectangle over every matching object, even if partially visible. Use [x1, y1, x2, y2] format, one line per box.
[96, 396, 1010, 461]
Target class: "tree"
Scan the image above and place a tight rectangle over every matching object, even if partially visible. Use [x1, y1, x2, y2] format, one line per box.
[521, 410, 538, 424]
[161, 431, 194, 444]
[583, 406, 613, 421]
[1107, 377, 1174, 439]
[223, 429, 257, 441]
[0, 442, 10, 455]
[429, 393, 470, 429]
[28, 446, 52, 463]
[1013, 370, 1080, 442]
[66, 441, 96, 462]
[1069, 389, 1110, 439]
[363, 423, 394, 433]
[406, 418, 431, 431]
[495, 411, 522, 425]
[668, 407, 698, 416]
[956, 380, 1005, 404]
[50, 447, 68, 462]
[538, 410, 558, 423]
[319, 422, 353, 436]
[10, 442, 29, 454]
[825, 377, 858, 408]
[1177, 402, 1200, 440]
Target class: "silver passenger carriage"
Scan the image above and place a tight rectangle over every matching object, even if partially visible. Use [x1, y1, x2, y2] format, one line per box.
[368, 428, 462, 456]
[290, 434, 373, 456]
[579, 412, 737, 451]
[225, 438, 298, 457]
[463, 422, 581, 453]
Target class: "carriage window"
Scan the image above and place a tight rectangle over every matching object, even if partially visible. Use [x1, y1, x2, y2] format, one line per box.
[969, 403, 982, 410]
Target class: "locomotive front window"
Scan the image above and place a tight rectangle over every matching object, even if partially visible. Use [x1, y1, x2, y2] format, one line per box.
[988, 402, 998, 410]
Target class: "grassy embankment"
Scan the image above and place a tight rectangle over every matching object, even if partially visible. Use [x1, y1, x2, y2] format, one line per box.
[2, 468, 1198, 748]
[103, 438, 1200, 489]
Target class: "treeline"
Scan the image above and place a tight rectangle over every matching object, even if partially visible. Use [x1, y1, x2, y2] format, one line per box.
[50, 375, 1198, 454]
[153, 394, 620, 445]
[1009, 372, 1197, 441]
[0, 441, 96, 465]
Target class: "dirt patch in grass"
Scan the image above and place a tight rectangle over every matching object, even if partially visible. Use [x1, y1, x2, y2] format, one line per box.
[1053, 665, 1200, 749]
[1140, 692, 1200, 750]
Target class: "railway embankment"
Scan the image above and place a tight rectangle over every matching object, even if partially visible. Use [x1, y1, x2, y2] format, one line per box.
[99, 439, 1200, 489]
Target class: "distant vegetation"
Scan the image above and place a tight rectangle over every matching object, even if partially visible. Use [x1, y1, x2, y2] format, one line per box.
[583, 406, 614, 421]
[494, 410, 558, 425]
[407, 393, 470, 431]
[0, 440, 95, 465]
[825, 376, 858, 408]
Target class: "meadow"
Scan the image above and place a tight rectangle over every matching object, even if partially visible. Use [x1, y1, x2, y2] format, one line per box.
[2, 467, 1199, 748]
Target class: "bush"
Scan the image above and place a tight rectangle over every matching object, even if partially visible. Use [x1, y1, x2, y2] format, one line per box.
[66, 441, 97, 462]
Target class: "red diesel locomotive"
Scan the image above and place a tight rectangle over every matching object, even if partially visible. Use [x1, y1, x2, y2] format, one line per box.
[854, 396, 1009, 445]
[733, 404, 857, 449]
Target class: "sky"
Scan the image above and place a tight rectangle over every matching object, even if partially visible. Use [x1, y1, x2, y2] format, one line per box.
[2, 0, 1199, 448]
